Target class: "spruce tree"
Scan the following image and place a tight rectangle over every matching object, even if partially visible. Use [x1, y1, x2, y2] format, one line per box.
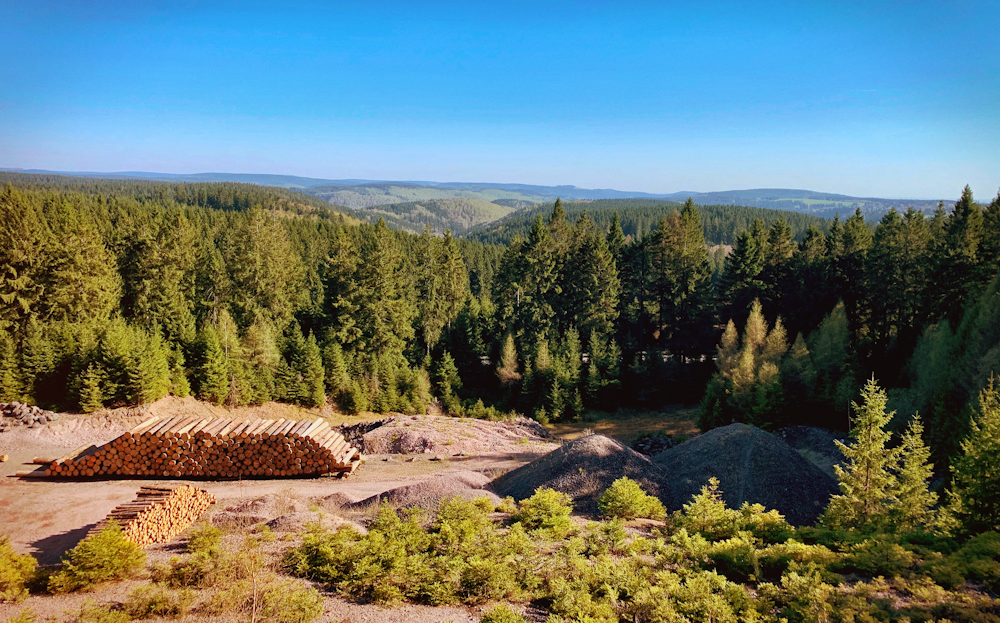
[43, 209, 121, 326]
[948, 378, 1000, 534]
[416, 224, 445, 356]
[440, 229, 469, 331]
[0, 329, 21, 401]
[496, 333, 522, 388]
[0, 185, 49, 336]
[982, 189, 1000, 268]
[196, 324, 229, 405]
[889, 415, 941, 533]
[824, 378, 901, 531]
[78, 364, 105, 413]
[301, 331, 326, 408]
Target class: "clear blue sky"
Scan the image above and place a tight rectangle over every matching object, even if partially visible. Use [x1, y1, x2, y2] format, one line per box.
[2, 1, 998, 199]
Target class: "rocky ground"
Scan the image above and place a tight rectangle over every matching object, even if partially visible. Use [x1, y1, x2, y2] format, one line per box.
[0, 398, 560, 623]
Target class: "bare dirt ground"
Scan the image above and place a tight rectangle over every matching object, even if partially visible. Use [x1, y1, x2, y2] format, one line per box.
[0, 398, 560, 623]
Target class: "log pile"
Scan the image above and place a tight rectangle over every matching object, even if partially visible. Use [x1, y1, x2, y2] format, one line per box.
[44, 416, 362, 479]
[89, 485, 216, 547]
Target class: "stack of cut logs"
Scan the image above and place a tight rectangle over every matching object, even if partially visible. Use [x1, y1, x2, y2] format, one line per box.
[44, 416, 362, 479]
[89, 485, 215, 547]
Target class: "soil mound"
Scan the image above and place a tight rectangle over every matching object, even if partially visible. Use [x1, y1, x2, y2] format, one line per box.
[210, 494, 309, 529]
[490, 434, 669, 514]
[357, 415, 554, 456]
[653, 423, 838, 526]
[354, 470, 501, 510]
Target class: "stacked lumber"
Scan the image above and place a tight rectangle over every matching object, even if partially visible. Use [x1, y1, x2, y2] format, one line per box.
[89, 485, 215, 547]
[44, 416, 362, 479]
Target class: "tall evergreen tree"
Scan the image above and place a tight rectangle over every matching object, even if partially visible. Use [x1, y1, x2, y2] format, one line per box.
[824, 378, 901, 530]
[948, 378, 1000, 534]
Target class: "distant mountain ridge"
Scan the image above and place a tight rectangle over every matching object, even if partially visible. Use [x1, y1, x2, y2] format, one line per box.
[1, 168, 959, 220]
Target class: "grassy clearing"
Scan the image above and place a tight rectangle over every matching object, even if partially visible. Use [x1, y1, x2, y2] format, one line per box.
[545, 405, 700, 444]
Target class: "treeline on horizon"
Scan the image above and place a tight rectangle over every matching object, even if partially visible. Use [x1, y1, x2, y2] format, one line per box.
[1, 174, 999, 470]
[464, 197, 832, 246]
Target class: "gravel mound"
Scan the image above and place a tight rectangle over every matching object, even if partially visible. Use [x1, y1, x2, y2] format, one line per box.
[266, 512, 366, 534]
[653, 423, 838, 526]
[211, 494, 308, 529]
[353, 470, 501, 510]
[773, 425, 847, 478]
[357, 415, 554, 456]
[490, 434, 670, 514]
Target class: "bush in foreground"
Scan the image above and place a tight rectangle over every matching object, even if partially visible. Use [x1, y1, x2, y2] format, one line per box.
[597, 477, 666, 520]
[512, 487, 574, 537]
[0, 534, 37, 603]
[480, 603, 529, 623]
[48, 521, 146, 593]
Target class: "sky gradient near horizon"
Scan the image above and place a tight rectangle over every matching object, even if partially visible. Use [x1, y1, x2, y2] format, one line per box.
[2, 1, 998, 200]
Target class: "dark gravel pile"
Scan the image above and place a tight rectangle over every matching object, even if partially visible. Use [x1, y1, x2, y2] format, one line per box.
[337, 419, 393, 451]
[631, 434, 682, 456]
[354, 470, 501, 510]
[491, 434, 670, 514]
[653, 423, 838, 526]
[0, 402, 59, 432]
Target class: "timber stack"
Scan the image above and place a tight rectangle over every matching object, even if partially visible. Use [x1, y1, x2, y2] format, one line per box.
[43, 416, 362, 479]
[89, 485, 215, 547]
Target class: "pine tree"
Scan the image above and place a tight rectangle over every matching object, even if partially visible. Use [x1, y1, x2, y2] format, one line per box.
[301, 331, 326, 408]
[416, 225, 445, 356]
[934, 186, 985, 323]
[196, 324, 228, 405]
[889, 415, 941, 533]
[948, 378, 1000, 534]
[606, 211, 626, 262]
[824, 378, 901, 531]
[78, 364, 105, 413]
[720, 218, 768, 328]
[433, 351, 462, 400]
[982, 189, 1000, 268]
[226, 206, 304, 330]
[699, 300, 787, 429]
[0, 329, 21, 401]
[496, 333, 521, 388]
[42, 208, 121, 326]
[0, 185, 49, 337]
[242, 316, 280, 403]
[440, 229, 469, 332]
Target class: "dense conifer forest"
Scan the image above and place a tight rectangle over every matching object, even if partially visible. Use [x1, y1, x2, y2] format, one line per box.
[1, 174, 999, 474]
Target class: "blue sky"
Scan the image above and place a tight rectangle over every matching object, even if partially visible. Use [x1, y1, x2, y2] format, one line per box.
[1, 1, 998, 199]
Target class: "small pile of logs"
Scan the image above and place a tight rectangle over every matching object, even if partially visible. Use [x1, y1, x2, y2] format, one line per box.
[44, 416, 362, 479]
[89, 485, 216, 547]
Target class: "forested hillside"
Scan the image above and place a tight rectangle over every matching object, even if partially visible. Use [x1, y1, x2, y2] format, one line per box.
[1, 174, 998, 475]
[464, 198, 831, 246]
[663, 188, 955, 219]
[352, 197, 516, 234]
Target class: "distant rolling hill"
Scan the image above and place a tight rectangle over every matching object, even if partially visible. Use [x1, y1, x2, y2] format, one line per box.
[1, 169, 961, 226]
[352, 197, 518, 234]
[658, 188, 955, 219]
[464, 199, 832, 246]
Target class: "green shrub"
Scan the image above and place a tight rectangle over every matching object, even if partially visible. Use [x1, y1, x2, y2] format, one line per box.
[185, 521, 221, 557]
[678, 478, 794, 543]
[4, 607, 36, 623]
[205, 576, 324, 623]
[840, 536, 917, 577]
[68, 599, 131, 623]
[512, 488, 574, 537]
[49, 521, 146, 593]
[597, 477, 666, 520]
[0, 534, 37, 602]
[122, 583, 194, 619]
[480, 603, 528, 623]
[926, 531, 1000, 593]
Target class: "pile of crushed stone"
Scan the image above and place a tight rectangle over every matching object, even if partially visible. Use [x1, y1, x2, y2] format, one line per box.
[351, 470, 501, 511]
[653, 423, 838, 526]
[491, 434, 670, 514]
[773, 425, 847, 477]
[351, 415, 554, 456]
